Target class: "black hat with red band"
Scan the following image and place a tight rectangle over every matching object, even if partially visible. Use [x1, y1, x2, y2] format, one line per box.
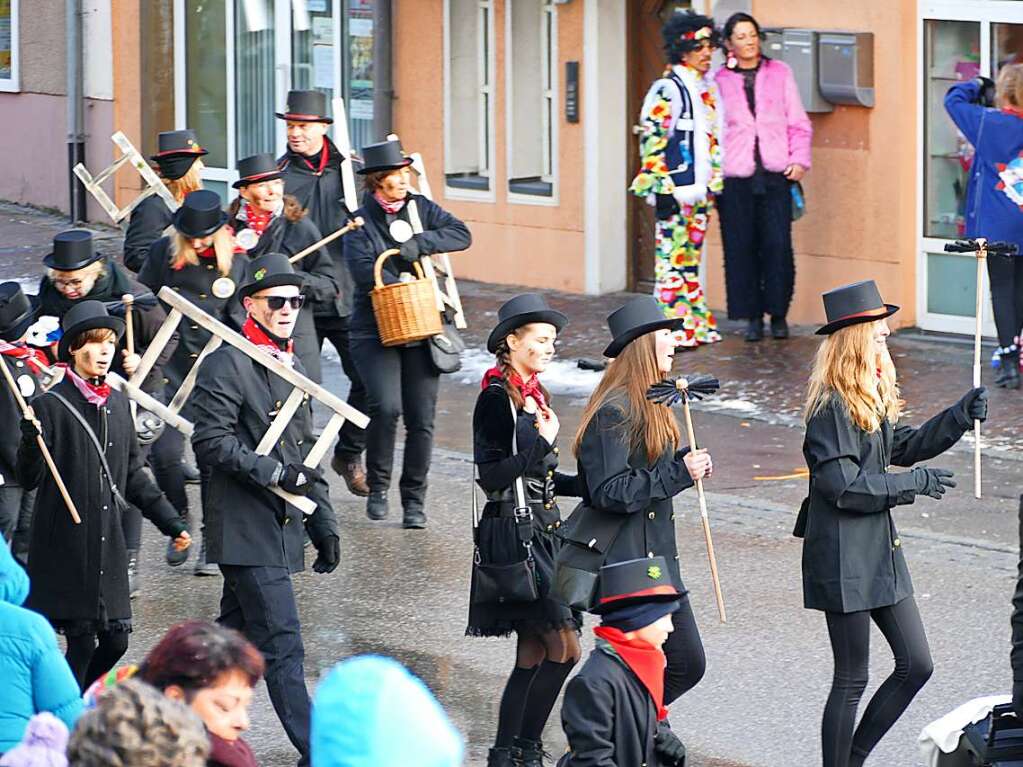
[816, 280, 899, 336]
[275, 90, 333, 124]
[590, 556, 683, 616]
[233, 153, 284, 189]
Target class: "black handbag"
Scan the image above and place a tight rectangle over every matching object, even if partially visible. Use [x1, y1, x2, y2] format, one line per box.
[470, 394, 540, 605]
[428, 312, 466, 374]
[553, 501, 630, 611]
[962, 703, 1023, 765]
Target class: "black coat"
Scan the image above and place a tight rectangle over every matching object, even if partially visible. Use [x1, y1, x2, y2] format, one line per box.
[37, 262, 176, 395]
[278, 140, 353, 319]
[801, 397, 970, 613]
[560, 641, 661, 767]
[0, 356, 43, 485]
[562, 399, 694, 592]
[1012, 504, 1023, 716]
[16, 377, 184, 624]
[229, 210, 338, 382]
[190, 345, 338, 572]
[123, 196, 174, 272]
[345, 191, 472, 340]
[138, 239, 249, 393]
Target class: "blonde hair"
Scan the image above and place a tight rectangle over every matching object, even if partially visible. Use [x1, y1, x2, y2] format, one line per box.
[573, 332, 680, 463]
[163, 159, 204, 203]
[997, 64, 1023, 111]
[804, 321, 903, 433]
[47, 260, 106, 283]
[167, 226, 235, 276]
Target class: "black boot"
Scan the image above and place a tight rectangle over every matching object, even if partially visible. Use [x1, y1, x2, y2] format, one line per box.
[744, 317, 764, 342]
[366, 491, 389, 520]
[770, 315, 790, 339]
[193, 530, 218, 576]
[402, 502, 427, 530]
[513, 737, 547, 767]
[166, 514, 190, 566]
[997, 351, 1021, 389]
[486, 747, 516, 767]
[182, 460, 201, 485]
[127, 549, 140, 599]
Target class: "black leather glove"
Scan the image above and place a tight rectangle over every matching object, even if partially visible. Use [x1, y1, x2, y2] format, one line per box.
[957, 386, 989, 426]
[912, 467, 956, 500]
[20, 418, 40, 442]
[655, 193, 681, 221]
[312, 534, 340, 574]
[975, 75, 996, 107]
[277, 463, 322, 496]
[654, 721, 687, 766]
[398, 237, 421, 263]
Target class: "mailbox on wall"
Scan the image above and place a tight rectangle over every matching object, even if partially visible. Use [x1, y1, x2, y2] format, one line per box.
[818, 32, 875, 108]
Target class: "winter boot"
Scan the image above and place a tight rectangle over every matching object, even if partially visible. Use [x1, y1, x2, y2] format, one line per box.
[331, 454, 370, 497]
[402, 502, 427, 530]
[770, 315, 790, 339]
[744, 317, 764, 342]
[486, 747, 516, 767]
[366, 491, 389, 520]
[997, 351, 1021, 389]
[193, 530, 218, 576]
[127, 549, 140, 599]
[513, 737, 547, 767]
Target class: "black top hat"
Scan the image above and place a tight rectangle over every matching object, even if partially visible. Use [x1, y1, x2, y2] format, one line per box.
[57, 300, 125, 362]
[173, 190, 230, 239]
[603, 296, 683, 358]
[816, 280, 899, 335]
[0, 283, 39, 343]
[150, 129, 208, 160]
[275, 90, 333, 124]
[233, 153, 284, 189]
[42, 230, 104, 271]
[239, 253, 305, 300]
[486, 294, 568, 354]
[591, 556, 683, 615]
[357, 140, 414, 175]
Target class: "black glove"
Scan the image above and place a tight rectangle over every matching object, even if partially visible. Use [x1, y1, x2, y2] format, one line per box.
[655, 193, 681, 221]
[957, 386, 989, 426]
[398, 237, 421, 263]
[975, 75, 996, 107]
[278, 463, 322, 496]
[20, 418, 40, 443]
[912, 467, 956, 500]
[654, 721, 687, 766]
[312, 534, 341, 574]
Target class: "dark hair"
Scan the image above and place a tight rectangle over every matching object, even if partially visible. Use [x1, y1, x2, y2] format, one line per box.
[138, 620, 265, 699]
[724, 12, 761, 41]
[69, 327, 117, 354]
[662, 10, 721, 64]
[363, 168, 404, 193]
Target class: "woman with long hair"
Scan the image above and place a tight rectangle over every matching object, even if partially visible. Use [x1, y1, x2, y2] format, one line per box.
[467, 294, 580, 767]
[124, 129, 206, 272]
[799, 280, 988, 767]
[567, 296, 713, 715]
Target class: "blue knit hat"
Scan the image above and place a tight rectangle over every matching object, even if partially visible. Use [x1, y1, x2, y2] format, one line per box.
[311, 655, 464, 767]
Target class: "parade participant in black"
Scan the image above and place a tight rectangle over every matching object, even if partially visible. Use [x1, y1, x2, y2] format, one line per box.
[0, 283, 45, 565]
[38, 229, 176, 586]
[559, 557, 688, 767]
[468, 294, 580, 767]
[568, 296, 713, 707]
[276, 89, 368, 496]
[190, 253, 341, 767]
[123, 129, 207, 272]
[346, 138, 471, 528]
[798, 280, 988, 767]
[16, 301, 191, 689]
[229, 153, 338, 383]
[139, 188, 248, 575]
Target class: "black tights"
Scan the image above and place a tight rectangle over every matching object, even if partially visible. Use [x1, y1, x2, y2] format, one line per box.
[65, 629, 130, 691]
[988, 254, 1023, 350]
[494, 627, 582, 748]
[822, 597, 933, 767]
[662, 595, 707, 705]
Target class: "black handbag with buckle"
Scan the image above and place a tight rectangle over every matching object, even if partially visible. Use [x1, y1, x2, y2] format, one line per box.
[428, 310, 466, 374]
[962, 703, 1023, 765]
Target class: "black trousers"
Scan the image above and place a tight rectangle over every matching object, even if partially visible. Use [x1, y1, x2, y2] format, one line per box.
[149, 426, 189, 515]
[316, 315, 368, 460]
[718, 173, 795, 321]
[219, 564, 311, 766]
[822, 597, 933, 767]
[662, 594, 707, 705]
[350, 338, 440, 507]
[987, 255, 1023, 350]
[0, 484, 34, 564]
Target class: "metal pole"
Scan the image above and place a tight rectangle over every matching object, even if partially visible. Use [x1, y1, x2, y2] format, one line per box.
[67, 0, 87, 223]
[372, 0, 393, 142]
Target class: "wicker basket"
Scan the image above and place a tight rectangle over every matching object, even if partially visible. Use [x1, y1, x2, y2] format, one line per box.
[371, 248, 443, 347]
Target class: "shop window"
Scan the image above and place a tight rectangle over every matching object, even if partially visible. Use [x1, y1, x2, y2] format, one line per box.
[445, 0, 494, 193]
[0, 0, 18, 92]
[235, 0, 277, 160]
[507, 0, 556, 199]
[186, 0, 229, 168]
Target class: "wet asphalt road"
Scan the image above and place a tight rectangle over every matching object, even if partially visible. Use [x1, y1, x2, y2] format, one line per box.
[2, 203, 1022, 766]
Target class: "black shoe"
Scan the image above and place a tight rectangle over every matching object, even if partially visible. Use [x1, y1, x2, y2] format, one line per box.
[512, 737, 547, 767]
[402, 504, 427, 530]
[997, 351, 1021, 389]
[770, 315, 790, 339]
[366, 491, 389, 520]
[166, 516, 191, 566]
[193, 534, 218, 576]
[182, 461, 201, 485]
[486, 747, 516, 767]
[744, 318, 764, 342]
[127, 549, 140, 599]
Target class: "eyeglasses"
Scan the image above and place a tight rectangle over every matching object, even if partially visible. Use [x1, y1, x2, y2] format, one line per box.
[251, 295, 305, 311]
[53, 278, 86, 290]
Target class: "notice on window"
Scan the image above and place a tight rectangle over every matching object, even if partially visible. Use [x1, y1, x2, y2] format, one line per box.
[350, 18, 373, 39]
[313, 44, 333, 90]
[350, 99, 373, 120]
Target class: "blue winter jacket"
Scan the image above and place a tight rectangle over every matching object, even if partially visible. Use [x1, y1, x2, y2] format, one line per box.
[945, 80, 1023, 252]
[0, 543, 82, 753]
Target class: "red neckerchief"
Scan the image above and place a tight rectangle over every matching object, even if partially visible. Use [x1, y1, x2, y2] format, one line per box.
[242, 202, 274, 238]
[594, 625, 669, 721]
[298, 142, 329, 176]
[66, 364, 111, 406]
[242, 317, 294, 366]
[373, 191, 406, 215]
[0, 341, 49, 376]
[208, 732, 260, 767]
[481, 367, 547, 409]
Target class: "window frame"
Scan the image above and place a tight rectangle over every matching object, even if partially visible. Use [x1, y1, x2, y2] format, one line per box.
[0, 0, 21, 93]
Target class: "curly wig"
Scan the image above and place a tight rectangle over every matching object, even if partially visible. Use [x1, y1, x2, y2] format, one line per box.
[662, 10, 721, 63]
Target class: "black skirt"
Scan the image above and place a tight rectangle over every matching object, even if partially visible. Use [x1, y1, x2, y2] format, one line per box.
[466, 503, 582, 638]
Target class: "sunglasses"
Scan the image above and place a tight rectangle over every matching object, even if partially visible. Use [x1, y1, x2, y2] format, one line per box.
[251, 295, 306, 310]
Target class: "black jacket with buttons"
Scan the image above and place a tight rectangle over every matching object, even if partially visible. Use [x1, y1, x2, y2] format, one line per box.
[800, 396, 970, 613]
[562, 399, 694, 592]
[138, 239, 248, 393]
[123, 196, 174, 273]
[190, 344, 338, 571]
[0, 356, 43, 486]
[16, 377, 184, 625]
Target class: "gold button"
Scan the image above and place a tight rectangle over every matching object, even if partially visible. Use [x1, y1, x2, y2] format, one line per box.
[276, 400, 282, 407]
[547, 470, 554, 478]
[206, 264, 214, 270]
[173, 286, 180, 291]
[544, 503, 552, 510]
[190, 353, 198, 358]
[671, 513, 676, 521]
[553, 447, 559, 455]
[199, 293, 208, 299]
[648, 511, 655, 520]
[284, 517, 291, 525]
[555, 520, 561, 529]
[893, 538, 901, 548]
[191, 324, 199, 330]
[546, 524, 553, 532]
[675, 554, 680, 561]
[648, 551, 654, 558]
